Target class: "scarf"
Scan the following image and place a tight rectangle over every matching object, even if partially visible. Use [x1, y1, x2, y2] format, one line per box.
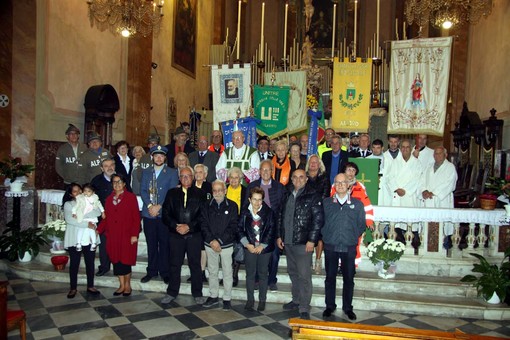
[272, 156, 291, 186]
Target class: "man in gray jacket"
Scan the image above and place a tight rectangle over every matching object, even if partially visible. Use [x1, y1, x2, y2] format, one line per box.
[322, 173, 366, 321]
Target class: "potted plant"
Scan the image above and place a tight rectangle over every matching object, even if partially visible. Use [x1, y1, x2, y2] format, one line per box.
[485, 177, 510, 213]
[42, 219, 67, 253]
[0, 156, 35, 192]
[460, 247, 510, 304]
[0, 221, 48, 262]
[366, 238, 406, 279]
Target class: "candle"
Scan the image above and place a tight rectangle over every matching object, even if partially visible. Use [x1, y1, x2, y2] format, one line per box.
[283, 3, 288, 60]
[226, 27, 229, 45]
[376, 0, 380, 58]
[260, 2, 265, 61]
[331, 4, 336, 58]
[343, 37, 346, 59]
[236, 0, 241, 59]
[160, 1, 164, 15]
[395, 18, 399, 40]
[353, 0, 357, 57]
[403, 21, 407, 40]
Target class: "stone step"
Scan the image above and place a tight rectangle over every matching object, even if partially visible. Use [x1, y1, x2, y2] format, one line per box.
[4, 254, 509, 321]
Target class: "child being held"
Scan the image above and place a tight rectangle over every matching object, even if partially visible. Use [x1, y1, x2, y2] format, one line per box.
[72, 184, 105, 251]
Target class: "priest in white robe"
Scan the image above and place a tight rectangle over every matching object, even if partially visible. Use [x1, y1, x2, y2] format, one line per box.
[413, 134, 435, 169]
[420, 146, 458, 237]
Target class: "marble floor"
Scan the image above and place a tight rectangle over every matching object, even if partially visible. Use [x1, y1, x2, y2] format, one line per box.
[3, 271, 510, 340]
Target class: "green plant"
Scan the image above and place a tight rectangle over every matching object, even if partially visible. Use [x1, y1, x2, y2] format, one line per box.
[0, 221, 48, 261]
[485, 177, 510, 201]
[460, 247, 510, 302]
[366, 238, 406, 270]
[0, 156, 35, 181]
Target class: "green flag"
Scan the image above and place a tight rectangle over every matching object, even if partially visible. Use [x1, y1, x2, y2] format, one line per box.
[349, 158, 380, 205]
[254, 85, 290, 138]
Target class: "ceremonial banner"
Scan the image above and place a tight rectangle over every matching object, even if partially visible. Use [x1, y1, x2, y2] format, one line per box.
[264, 71, 307, 135]
[349, 158, 380, 205]
[220, 117, 260, 149]
[332, 58, 372, 132]
[211, 64, 252, 127]
[253, 85, 290, 138]
[307, 109, 322, 158]
[389, 37, 452, 136]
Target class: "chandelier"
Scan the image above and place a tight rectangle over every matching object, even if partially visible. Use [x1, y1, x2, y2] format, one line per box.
[87, 0, 164, 38]
[405, 0, 493, 30]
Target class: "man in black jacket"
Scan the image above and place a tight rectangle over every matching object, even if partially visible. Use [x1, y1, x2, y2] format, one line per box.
[277, 169, 324, 320]
[161, 166, 207, 305]
[200, 180, 238, 310]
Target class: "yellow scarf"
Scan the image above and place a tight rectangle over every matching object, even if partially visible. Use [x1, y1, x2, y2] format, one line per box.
[227, 185, 242, 213]
[272, 156, 291, 186]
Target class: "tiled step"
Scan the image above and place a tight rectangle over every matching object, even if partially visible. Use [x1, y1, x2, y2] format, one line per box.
[3, 253, 509, 321]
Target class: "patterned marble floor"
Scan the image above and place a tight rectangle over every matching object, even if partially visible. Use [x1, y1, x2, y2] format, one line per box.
[3, 271, 510, 340]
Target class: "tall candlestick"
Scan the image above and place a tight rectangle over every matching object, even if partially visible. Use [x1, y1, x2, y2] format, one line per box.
[236, 0, 241, 59]
[395, 18, 399, 40]
[353, 0, 357, 57]
[331, 4, 336, 58]
[226, 27, 229, 45]
[376, 0, 380, 58]
[260, 2, 265, 61]
[343, 37, 346, 59]
[283, 3, 288, 60]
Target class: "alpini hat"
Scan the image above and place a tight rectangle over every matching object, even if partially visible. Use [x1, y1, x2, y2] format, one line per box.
[87, 131, 102, 143]
[65, 124, 80, 135]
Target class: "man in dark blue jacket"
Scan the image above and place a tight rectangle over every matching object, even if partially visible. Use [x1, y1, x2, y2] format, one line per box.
[276, 169, 324, 320]
[200, 180, 238, 310]
[322, 173, 366, 321]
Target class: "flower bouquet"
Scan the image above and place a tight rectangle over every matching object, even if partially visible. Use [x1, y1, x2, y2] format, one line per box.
[366, 238, 406, 271]
[0, 156, 35, 182]
[42, 219, 67, 240]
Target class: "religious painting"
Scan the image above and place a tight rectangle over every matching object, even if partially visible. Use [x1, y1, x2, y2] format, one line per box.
[219, 74, 244, 104]
[172, 0, 197, 78]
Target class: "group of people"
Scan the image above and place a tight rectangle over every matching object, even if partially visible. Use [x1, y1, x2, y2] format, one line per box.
[55, 122, 457, 321]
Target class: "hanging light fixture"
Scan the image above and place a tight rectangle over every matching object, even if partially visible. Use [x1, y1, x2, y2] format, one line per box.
[87, 0, 164, 38]
[405, 0, 493, 30]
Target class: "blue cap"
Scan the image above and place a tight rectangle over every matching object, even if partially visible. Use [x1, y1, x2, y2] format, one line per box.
[150, 145, 168, 156]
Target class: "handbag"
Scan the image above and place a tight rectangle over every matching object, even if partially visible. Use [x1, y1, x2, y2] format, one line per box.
[233, 242, 245, 263]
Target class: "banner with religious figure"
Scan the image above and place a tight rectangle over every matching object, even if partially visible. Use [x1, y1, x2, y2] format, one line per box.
[388, 37, 452, 136]
[220, 117, 260, 149]
[253, 85, 290, 138]
[331, 58, 373, 132]
[264, 71, 307, 135]
[211, 64, 252, 127]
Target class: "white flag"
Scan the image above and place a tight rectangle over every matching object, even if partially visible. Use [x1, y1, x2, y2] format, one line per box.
[389, 37, 452, 136]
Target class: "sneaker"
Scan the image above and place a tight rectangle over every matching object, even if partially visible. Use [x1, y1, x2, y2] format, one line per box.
[195, 296, 206, 305]
[283, 301, 299, 310]
[202, 297, 219, 308]
[222, 300, 231, 311]
[161, 294, 175, 304]
[269, 283, 278, 292]
[90, 243, 97, 251]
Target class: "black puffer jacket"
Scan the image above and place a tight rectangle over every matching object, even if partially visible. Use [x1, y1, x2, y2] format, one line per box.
[277, 183, 324, 245]
[238, 203, 276, 254]
[162, 186, 207, 236]
[307, 172, 331, 199]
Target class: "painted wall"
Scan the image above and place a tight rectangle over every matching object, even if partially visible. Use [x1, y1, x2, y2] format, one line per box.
[465, 0, 510, 148]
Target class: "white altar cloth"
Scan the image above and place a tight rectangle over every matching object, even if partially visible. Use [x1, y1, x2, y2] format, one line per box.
[38, 189, 65, 205]
[374, 206, 506, 226]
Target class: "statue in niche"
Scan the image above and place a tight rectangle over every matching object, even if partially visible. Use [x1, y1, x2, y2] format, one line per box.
[304, 0, 314, 32]
[301, 35, 314, 68]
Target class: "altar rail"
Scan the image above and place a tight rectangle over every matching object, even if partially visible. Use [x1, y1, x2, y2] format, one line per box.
[370, 206, 508, 258]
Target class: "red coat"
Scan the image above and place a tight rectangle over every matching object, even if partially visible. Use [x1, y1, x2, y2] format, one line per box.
[98, 191, 141, 265]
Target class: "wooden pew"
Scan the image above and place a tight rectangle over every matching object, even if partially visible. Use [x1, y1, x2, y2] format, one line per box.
[289, 318, 501, 340]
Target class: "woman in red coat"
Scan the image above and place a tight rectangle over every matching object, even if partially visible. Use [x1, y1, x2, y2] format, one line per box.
[98, 174, 140, 296]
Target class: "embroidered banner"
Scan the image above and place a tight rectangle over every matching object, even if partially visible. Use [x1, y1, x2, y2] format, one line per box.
[307, 109, 322, 158]
[211, 64, 252, 127]
[389, 37, 452, 136]
[264, 71, 307, 135]
[253, 85, 291, 138]
[220, 117, 260, 149]
[332, 58, 373, 132]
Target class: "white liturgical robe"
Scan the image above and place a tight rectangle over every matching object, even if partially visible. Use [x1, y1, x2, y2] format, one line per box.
[384, 156, 422, 208]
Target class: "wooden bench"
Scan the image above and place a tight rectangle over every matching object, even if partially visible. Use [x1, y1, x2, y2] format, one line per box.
[289, 318, 500, 339]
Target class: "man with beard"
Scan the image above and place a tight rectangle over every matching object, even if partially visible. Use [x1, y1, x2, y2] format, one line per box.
[140, 145, 179, 284]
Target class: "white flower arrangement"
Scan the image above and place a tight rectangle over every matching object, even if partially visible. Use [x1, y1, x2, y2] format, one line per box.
[42, 219, 67, 240]
[366, 238, 406, 270]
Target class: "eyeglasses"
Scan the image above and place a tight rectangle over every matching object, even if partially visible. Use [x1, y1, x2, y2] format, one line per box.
[112, 180, 123, 185]
[334, 181, 349, 185]
[180, 174, 192, 178]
